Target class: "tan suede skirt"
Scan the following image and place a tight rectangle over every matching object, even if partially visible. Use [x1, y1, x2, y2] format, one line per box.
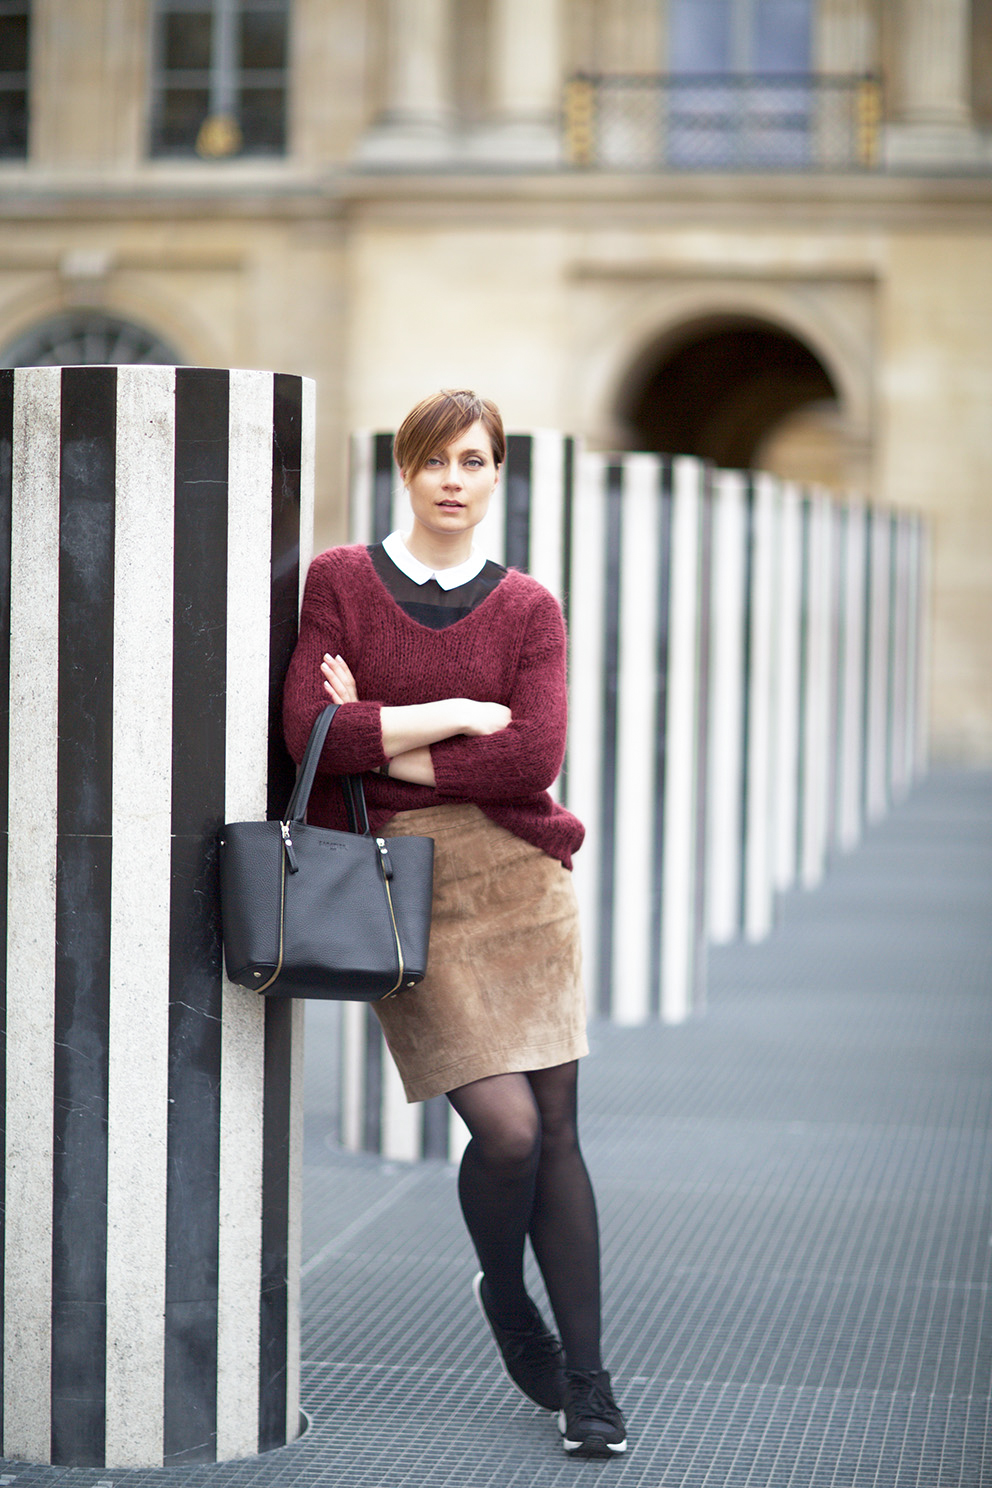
[374, 803, 588, 1103]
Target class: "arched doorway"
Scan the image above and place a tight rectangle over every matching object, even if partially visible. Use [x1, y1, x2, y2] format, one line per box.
[1, 311, 183, 368]
[617, 314, 857, 487]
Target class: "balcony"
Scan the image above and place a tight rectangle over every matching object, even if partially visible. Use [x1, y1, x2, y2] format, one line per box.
[564, 73, 883, 173]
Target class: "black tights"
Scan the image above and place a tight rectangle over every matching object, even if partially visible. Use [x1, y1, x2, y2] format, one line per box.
[446, 1061, 602, 1373]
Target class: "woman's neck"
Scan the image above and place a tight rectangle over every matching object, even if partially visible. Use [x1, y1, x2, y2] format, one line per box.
[402, 526, 474, 571]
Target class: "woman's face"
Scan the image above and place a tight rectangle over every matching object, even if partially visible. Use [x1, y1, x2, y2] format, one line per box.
[402, 419, 499, 542]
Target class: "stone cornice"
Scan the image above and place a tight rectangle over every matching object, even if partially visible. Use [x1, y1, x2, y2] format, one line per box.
[1, 164, 991, 229]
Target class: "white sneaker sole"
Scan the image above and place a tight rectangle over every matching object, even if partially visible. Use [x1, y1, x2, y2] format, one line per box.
[559, 1411, 627, 1455]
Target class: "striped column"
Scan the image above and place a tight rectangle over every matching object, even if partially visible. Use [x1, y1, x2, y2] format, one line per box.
[834, 501, 869, 852]
[1, 365, 314, 1468]
[771, 481, 804, 896]
[864, 507, 893, 823]
[706, 469, 747, 945]
[799, 490, 838, 889]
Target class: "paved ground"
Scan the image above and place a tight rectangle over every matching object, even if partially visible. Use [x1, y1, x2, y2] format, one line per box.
[4, 770, 991, 1486]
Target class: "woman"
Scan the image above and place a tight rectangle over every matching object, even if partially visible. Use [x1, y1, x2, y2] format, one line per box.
[283, 390, 626, 1459]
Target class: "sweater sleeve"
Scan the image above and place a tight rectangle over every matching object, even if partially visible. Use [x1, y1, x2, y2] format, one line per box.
[429, 588, 568, 802]
[282, 553, 388, 774]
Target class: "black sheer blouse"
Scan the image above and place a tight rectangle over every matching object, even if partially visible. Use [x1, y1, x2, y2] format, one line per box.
[368, 542, 507, 631]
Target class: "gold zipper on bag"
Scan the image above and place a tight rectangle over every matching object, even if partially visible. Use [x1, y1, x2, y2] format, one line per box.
[256, 848, 286, 993]
[382, 875, 405, 996]
[377, 837, 405, 996]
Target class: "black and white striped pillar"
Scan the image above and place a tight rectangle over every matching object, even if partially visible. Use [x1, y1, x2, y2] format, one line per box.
[1, 365, 314, 1468]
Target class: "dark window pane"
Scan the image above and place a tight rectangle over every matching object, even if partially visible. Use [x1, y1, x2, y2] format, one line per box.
[155, 87, 210, 151]
[0, 88, 28, 156]
[240, 11, 286, 70]
[239, 86, 285, 151]
[163, 12, 212, 70]
[0, 15, 29, 71]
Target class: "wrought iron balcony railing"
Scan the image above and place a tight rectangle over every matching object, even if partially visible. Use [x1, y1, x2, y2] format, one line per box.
[564, 73, 883, 172]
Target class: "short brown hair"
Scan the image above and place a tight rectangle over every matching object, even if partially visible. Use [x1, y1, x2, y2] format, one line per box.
[394, 389, 505, 478]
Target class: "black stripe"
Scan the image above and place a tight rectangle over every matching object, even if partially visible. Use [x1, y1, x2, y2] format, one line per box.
[372, 433, 394, 543]
[421, 1097, 449, 1160]
[649, 461, 673, 1018]
[0, 367, 13, 1447]
[267, 374, 302, 818]
[362, 1007, 383, 1154]
[51, 365, 117, 1466]
[597, 461, 623, 1019]
[692, 473, 713, 1009]
[165, 368, 229, 1464]
[259, 998, 294, 1450]
[258, 373, 304, 1448]
[503, 434, 532, 573]
[738, 477, 756, 934]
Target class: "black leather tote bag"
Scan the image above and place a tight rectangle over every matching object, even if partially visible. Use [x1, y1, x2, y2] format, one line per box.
[219, 704, 434, 1000]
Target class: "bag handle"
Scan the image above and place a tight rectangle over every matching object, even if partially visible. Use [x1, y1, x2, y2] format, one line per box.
[284, 703, 373, 836]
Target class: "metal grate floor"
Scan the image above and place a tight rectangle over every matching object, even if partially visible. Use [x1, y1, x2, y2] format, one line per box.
[3, 770, 991, 1486]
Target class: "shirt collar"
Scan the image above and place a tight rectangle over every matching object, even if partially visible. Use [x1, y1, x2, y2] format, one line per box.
[382, 530, 487, 590]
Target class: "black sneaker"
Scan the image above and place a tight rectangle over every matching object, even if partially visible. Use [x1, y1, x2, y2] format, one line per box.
[559, 1369, 627, 1457]
[472, 1272, 565, 1411]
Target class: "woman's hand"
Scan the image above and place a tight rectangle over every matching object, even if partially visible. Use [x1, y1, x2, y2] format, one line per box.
[460, 701, 512, 736]
[321, 653, 359, 705]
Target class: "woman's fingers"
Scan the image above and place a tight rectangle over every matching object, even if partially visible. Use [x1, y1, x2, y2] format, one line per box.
[320, 652, 359, 703]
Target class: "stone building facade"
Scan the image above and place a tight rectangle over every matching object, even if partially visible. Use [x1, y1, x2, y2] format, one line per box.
[1, 0, 990, 759]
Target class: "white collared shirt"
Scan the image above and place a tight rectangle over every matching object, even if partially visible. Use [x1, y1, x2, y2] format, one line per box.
[382, 529, 487, 590]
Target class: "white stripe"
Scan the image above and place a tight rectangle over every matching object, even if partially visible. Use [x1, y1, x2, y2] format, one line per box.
[661, 458, 703, 1023]
[349, 431, 373, 545]
[567, 453, 607, 1018]
[216, 369, 273, 1459]
[4, 367, 61, 1463]
[743, 473, 777, 942]
[889, 518, 911, 801]
[340, 1001, 366, 1153]
[381, 1052, 419, 1162]
[612, 456, 659, 1024]
[772, 482, 803, 893]
[299, 378, 316, 584]
[801, 492, 834, 887]
[706, 470, 746, 943]
[103, 366, 176, 1468]
[836, 502, 866, 851]
[864, 510, 891, 822]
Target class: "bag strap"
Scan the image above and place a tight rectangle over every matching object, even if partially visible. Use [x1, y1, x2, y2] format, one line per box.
[284, 703, 373, 837]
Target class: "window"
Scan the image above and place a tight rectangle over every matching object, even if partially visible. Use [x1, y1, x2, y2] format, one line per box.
[668, 0, 813, 167]
[0, 0, 30, 160]
[1, 313, 183, 368]
[150, 0, 290, 159]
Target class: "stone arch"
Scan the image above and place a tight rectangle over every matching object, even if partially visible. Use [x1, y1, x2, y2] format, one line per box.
[0, 278, 228, 373]
[577, 279, 873, 490]
[1, 310, 183, 368]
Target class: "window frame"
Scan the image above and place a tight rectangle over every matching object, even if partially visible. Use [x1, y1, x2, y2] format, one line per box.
[148, 0, 291, 161]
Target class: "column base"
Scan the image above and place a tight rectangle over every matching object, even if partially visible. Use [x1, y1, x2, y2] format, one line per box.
[354, 117, 456, 167]
[462, 118, 562, 168]
[884, 122, 990, 170]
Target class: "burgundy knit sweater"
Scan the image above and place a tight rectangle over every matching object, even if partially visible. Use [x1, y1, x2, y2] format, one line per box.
[282, 544, 584, 869]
